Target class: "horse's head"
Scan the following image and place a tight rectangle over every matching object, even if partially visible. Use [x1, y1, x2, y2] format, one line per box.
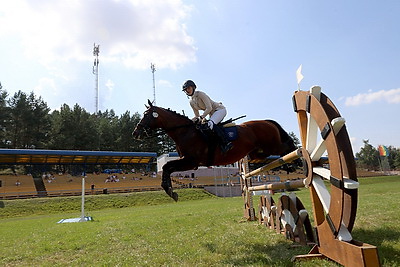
[133, 100, 194, 140]
[132, 100, 162, 140]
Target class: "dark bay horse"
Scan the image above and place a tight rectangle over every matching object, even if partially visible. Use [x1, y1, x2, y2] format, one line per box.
[132, 100, 296, 201]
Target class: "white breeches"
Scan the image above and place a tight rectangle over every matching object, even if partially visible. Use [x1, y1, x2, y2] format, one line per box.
[208, 108, 227, 129]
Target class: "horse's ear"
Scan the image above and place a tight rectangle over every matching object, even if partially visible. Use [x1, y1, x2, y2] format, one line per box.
[145, 99, 153, 109]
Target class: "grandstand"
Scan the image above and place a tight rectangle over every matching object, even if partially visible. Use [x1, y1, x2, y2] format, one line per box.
[42, 172, 163, 196]
[0, 174, 37, 198]
[0, 149, 158, 199]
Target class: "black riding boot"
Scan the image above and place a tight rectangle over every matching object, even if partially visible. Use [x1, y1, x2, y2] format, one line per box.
[212, 125, 233, 153]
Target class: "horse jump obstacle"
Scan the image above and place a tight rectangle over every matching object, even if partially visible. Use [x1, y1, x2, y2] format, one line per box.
[239, 86, 380, 266]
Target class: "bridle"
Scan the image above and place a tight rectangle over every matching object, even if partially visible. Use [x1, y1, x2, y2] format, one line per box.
[136, 106, 159, 138]
[136, 106, 194, 138]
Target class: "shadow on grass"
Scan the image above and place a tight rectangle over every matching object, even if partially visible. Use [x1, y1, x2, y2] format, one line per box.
[227, 241, 304, 266]
[202, 226, 399, 266]
[352, 227, 400, 265]
[204, 238, 313, 266]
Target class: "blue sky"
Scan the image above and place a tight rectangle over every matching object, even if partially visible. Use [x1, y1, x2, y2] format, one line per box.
[0, 0, 399, 153]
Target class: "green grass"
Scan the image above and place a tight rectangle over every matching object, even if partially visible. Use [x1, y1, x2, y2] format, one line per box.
[0, 176, 399, 266]
[0, 189, 215, 219]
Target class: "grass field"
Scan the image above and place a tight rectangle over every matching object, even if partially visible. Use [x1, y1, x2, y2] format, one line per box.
[0, 176, 399, 266]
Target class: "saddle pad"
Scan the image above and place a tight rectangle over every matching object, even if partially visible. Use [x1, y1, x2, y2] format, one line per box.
[223, 126, 238, 141]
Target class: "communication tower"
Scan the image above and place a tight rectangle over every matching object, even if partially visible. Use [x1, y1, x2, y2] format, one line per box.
[93, 44, 100, 113]
[151, 63, 156, 105]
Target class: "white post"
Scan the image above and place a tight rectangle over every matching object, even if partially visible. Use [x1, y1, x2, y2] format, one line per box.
[80, 176, 85, 222]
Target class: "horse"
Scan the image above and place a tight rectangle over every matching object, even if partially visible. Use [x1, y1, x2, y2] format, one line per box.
[132, 100, 296, 201]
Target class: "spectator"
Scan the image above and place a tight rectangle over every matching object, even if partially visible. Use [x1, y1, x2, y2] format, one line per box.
[91, 183, 95, 194]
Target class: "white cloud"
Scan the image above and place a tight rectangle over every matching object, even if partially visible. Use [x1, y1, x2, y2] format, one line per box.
[98, 79, 115, 111]
[345, 88, 400, 106]
[34, 77, 58, 96]
[0, 0, 196, 69]
[105, 79, 115, 96]
[33, 77, 60, 110]
[158, 80, 173, 88]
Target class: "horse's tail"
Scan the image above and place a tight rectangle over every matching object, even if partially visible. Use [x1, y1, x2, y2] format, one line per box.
[266, 120, 296, 154]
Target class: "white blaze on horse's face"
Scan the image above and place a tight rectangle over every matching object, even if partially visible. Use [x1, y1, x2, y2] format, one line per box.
[152, 112, 159, 118]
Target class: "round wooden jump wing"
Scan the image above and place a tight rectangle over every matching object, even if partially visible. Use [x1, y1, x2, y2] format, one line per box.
[292, 86, 358, 241]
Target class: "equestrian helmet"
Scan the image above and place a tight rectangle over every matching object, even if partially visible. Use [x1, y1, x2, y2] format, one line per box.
[182, 80, 196, 91]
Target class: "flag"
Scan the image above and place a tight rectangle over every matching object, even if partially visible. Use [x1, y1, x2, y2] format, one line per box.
[296, 64, 304, 86]
[378, 145, 389, 157]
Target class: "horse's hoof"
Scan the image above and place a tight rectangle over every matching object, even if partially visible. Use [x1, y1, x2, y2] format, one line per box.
[167, 187, 178, 202]
[171, 192, 178, 202]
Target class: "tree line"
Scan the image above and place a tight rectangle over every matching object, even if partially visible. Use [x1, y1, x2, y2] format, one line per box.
[0, 87, 175, 155]
[0, 86, 398, 171]
[356, 140, 400, 171]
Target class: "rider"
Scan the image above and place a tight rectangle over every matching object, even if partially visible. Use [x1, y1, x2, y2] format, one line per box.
[182, 80, 233, 153]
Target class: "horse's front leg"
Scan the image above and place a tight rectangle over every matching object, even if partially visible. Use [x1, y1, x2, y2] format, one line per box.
[161, 158, 197, 201]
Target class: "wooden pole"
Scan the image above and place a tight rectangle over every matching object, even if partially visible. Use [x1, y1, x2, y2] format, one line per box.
[244, 148, 302, 179]
[248, 179, 305, 192]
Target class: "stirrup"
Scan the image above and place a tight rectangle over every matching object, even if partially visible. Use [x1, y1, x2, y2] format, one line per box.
[199, 123, 211, 131]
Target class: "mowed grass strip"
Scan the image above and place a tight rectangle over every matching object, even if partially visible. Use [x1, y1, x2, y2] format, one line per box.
[0, 176, 399, 266]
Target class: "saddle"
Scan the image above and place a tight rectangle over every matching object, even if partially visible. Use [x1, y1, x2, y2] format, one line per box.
[195, 116, 244, 165]
[195, 121, 238, 142]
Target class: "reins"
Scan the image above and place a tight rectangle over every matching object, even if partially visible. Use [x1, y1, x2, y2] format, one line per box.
[163, 123, 194, 132]
[138, 121, 194, 139]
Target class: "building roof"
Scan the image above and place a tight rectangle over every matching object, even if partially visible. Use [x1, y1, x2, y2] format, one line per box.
[0, 149, 157, 165]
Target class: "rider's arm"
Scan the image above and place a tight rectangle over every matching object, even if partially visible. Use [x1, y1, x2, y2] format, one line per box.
[190, 101, 200, 118]
[197, 91, 213, 118]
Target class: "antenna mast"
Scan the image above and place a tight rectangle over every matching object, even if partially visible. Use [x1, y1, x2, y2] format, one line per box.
[151, 63, 156, 105]
[93, 43, 100, 113]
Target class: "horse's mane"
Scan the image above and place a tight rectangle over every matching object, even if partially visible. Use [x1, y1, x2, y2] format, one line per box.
[156, 106, 192, 123]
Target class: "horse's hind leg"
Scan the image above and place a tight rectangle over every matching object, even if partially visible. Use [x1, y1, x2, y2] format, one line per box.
[161, 158, 197, 201]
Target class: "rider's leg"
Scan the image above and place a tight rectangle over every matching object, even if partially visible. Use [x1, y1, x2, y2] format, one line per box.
[211, 122, 233, 153]
[208, 109, 232, 153]
[209, 108, 227, 127]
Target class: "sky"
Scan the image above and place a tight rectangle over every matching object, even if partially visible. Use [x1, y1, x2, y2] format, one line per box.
[0, 0, 399, 154]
